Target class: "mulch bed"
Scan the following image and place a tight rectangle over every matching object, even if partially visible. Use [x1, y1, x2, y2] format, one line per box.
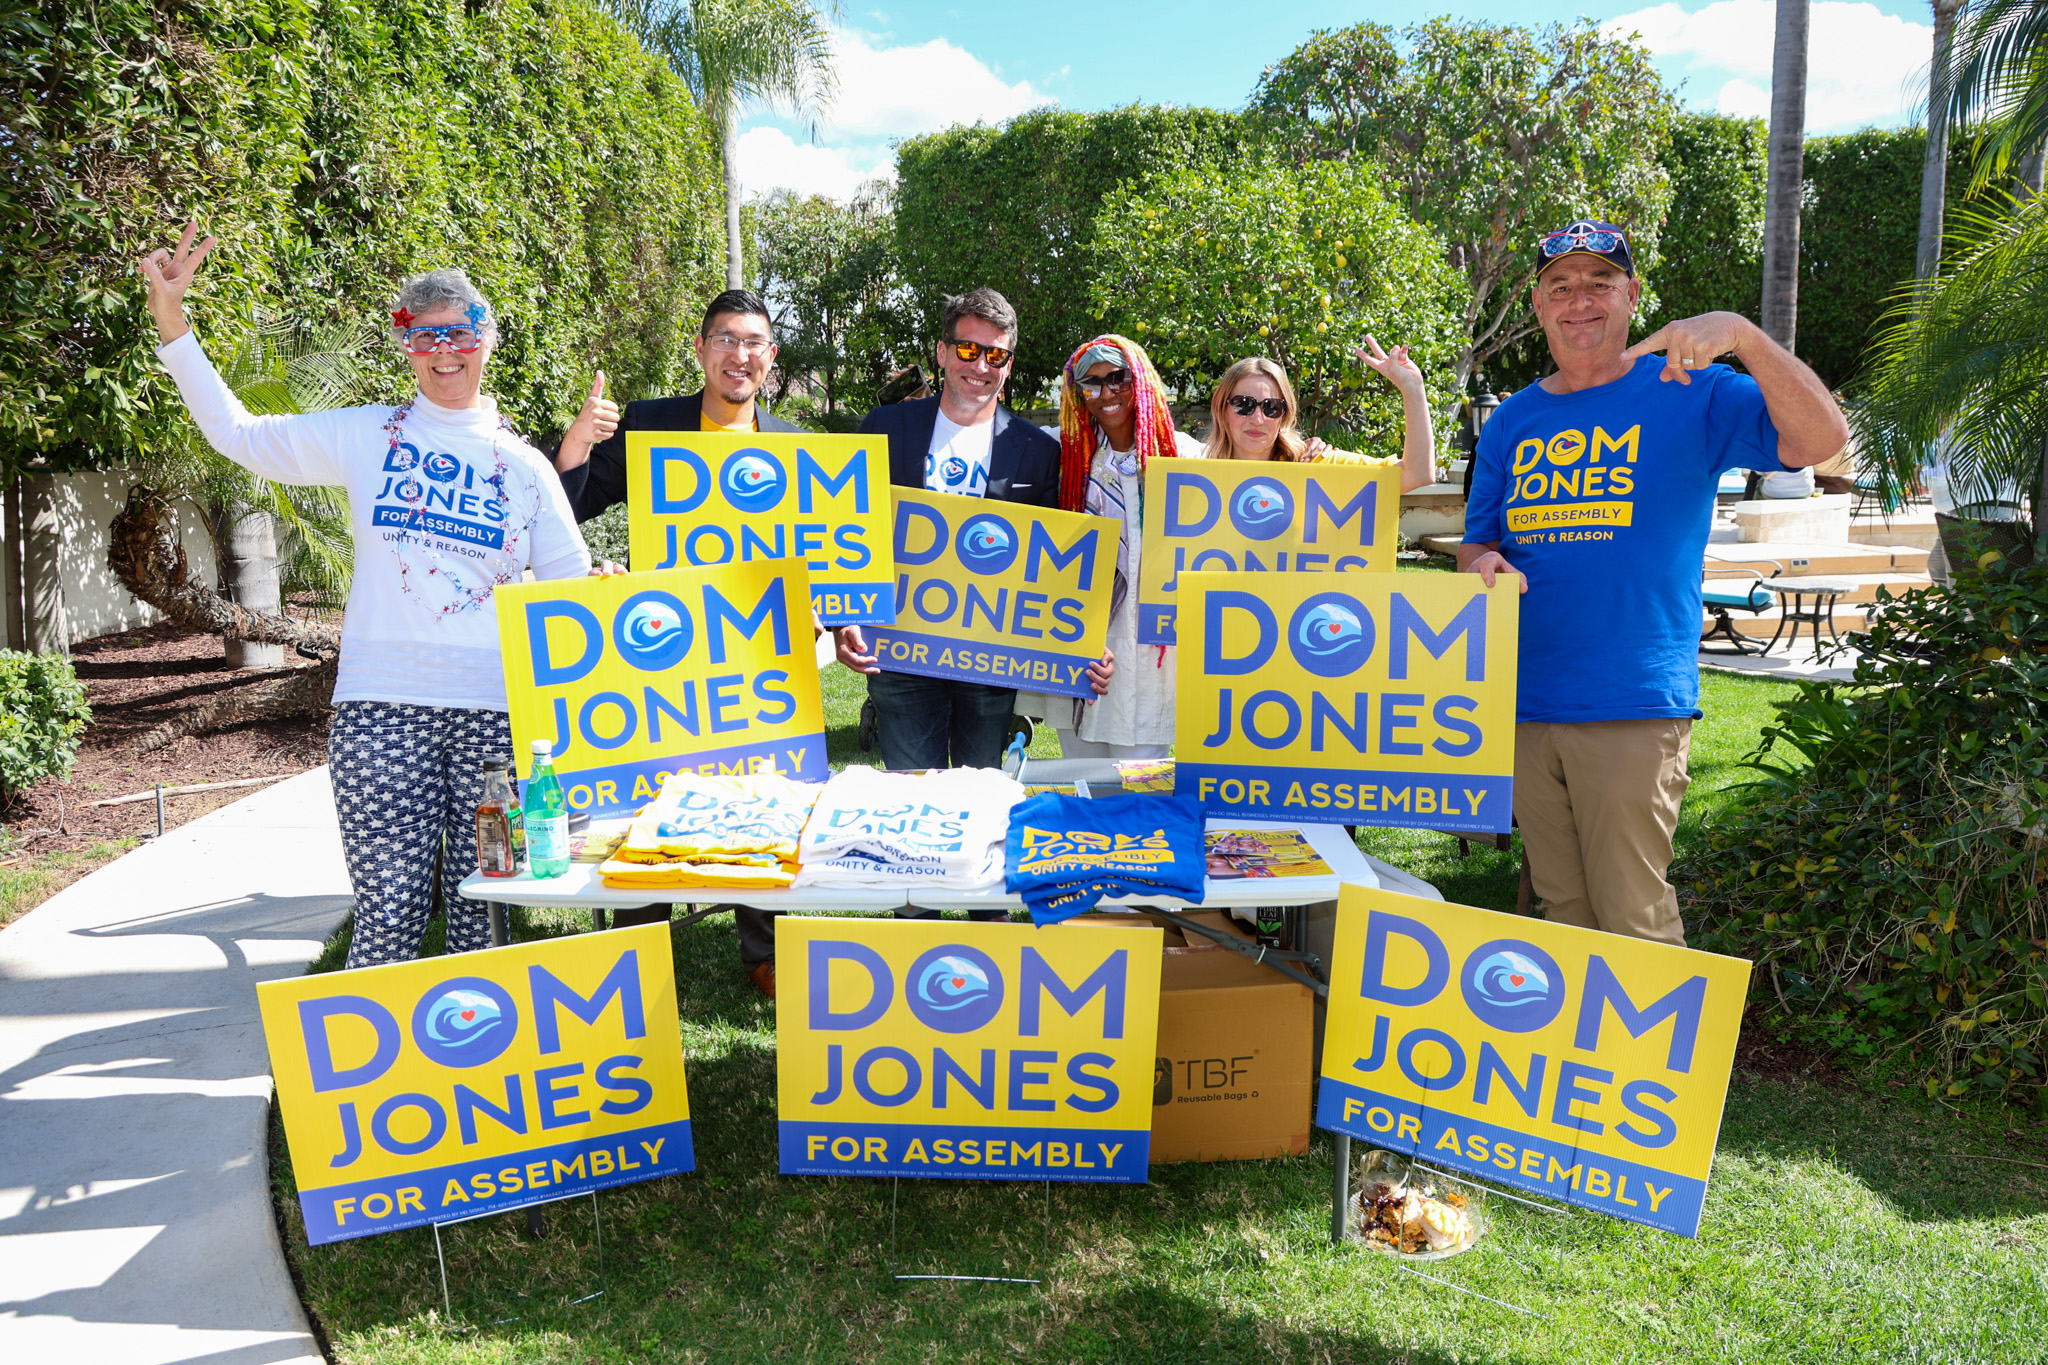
[3, 622, 334, 884]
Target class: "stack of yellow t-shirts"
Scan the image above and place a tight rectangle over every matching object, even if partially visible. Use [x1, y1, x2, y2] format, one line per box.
[598, 770, 820, 891]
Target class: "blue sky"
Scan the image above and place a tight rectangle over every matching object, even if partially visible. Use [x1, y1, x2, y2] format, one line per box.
[739, 0, 1938, 200]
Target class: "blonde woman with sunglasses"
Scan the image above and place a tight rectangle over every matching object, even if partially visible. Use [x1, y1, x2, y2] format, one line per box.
[1207, 339, 1437, 493]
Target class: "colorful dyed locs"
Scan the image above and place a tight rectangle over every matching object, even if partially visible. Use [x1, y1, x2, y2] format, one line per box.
[1058, 334, 1179, 513]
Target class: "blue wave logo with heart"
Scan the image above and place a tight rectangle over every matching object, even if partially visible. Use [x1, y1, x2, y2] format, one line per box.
[409, 977, 520, 1067]
[422, 451, 462, 483]
[1228, 480, 1294, 539]
[721, 451, 787, 512]
[1457, 939, 1565, 1032]
[1288, 593, 1373, 677]
[955, 515, 1019, 574]
[942, 455, 969, 486]
[613, 591, 693, 671]
[904, 945, 1005, 1032]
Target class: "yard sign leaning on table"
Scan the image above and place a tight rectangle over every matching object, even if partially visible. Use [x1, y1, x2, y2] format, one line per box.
[1137, 460, 1402, 644]
[777, 919, 1164, 1181]
[1318, 886, 1750, 1237]
[1175, 571, 1517, 832]
[624, 430, 894, 626]
[870, 488, 1118, 700]
[260, 924, 691, 1245]
[494, 559, 827, 817]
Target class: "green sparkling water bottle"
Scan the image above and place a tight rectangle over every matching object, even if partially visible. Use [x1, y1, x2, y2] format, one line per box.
[525, 739, 571, 879]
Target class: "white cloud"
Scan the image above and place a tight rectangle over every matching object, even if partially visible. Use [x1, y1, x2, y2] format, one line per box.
[818, 28, 1049, 139]
[1606, 0, 1933, 133]
[737, 127, 894, 201]
[738, 27, 1052, 201]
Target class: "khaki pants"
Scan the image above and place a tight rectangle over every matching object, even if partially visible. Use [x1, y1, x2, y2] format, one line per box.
[1513, 719, 1692, 946]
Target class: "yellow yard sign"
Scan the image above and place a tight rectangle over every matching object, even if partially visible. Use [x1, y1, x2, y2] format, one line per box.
[260, 924, 690, 1244]
[870, 489, 1117, 699]
[494, 560, 826, 816]
[1137, 459, 1401, 644]
[1174, 570, 1517, 832]
[1317, 886, 1750, 1237]
[624, 430, 893, 625]
[777, 918, 1163, 1181]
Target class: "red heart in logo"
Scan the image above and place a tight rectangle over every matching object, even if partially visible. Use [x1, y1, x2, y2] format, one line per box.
[1507, 975, 1524, 987]
[460, 1009, 476, 1021]
[951, 977, 966, 989]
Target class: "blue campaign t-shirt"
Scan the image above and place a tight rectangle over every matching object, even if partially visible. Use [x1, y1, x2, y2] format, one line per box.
[1464, 355, 1787, 723]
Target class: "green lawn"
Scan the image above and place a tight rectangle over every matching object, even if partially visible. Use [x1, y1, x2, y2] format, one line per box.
[276, 597, 2048, 1364]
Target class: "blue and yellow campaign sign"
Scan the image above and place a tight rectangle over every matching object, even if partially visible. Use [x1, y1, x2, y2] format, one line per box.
[777, 918, 1163, 1182]
[1137, 460, 1402, 644]
[1317, 886, 1750, 1237]
[1174, 571, 1517, 832]
[259, 925, 690, 1245]
[624, 431, 893, 625]
[869, 489, 1117, 699]
[494, 560, 826, 817]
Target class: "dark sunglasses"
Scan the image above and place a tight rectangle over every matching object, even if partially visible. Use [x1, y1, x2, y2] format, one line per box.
[1227, 394, 1286, 419]
[1076, 368, 1133, 398]
[945, 338, 1014, 367]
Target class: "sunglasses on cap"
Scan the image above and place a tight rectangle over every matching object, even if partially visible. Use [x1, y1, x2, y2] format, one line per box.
[1076, 368, 1133, 398]
[1536, 221, 1634, 273]
[1227, 395, 1286, 419]
[399, 324, 485, 355]
[945, 338, 1014, 367]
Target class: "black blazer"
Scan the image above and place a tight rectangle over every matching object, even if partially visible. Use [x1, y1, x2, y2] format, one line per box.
[552, 391, 804, 523]
[856, 396, 1060, 509]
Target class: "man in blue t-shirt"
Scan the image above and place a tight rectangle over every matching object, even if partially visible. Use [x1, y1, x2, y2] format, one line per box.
[1460, 220, 1849, 945]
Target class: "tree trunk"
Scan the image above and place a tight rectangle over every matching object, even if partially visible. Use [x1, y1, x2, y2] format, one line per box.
[1761, 0, 1811, 350]
[723, 93, 744, 291]
[1917, 0, 1963, 282]
[23, 472, 68, 656]
[219, 503, 284, 670]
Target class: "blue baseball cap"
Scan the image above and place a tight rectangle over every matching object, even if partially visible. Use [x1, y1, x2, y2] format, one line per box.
[1536, 219, 1634, 278]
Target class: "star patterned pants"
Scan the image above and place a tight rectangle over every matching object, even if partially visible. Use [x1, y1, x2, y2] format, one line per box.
[329, 700, 514, 969]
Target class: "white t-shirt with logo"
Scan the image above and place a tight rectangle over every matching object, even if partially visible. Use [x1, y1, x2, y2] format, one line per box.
[157, 332, 590, 712]
[924, 410, 995, 496]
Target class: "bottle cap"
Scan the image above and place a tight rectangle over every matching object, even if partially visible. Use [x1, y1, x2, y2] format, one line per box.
[530, 739, 552, 755]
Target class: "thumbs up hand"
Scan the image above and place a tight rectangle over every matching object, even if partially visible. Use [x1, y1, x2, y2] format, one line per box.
[557, 371, 619, 472]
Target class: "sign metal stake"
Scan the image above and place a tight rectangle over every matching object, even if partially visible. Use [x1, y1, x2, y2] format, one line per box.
[434, 1190, 606, 1322]
[888, 1177, 1049, 1285]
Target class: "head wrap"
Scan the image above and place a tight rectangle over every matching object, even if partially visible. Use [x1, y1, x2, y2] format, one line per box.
[1057, 334, 1179, 514]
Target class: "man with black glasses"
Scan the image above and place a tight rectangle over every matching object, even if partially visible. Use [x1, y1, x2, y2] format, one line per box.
[834, 287, 1110, 768]
[547, 288, 802, 992]
[550, 288, 799, 517]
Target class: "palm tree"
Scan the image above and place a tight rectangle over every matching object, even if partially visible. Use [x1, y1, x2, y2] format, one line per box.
[1944, 0, 2048, 189]
[1761, 0, 1811, 348]
[1917, 0, 1967, 282]
[608, 0, 839, 290]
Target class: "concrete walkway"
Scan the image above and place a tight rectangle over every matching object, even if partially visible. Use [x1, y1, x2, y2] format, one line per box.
[0, 768, 350, 1365]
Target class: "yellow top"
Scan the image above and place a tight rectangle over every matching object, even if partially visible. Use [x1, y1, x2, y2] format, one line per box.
[702, 411, 758, 433]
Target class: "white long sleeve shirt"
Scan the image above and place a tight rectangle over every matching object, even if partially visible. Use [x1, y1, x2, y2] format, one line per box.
[158, 331, 590, 711]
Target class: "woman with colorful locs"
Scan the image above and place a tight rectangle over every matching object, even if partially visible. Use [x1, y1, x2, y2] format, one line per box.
[1025, 334, 1205, 759]
[139, 224, 616, 969]
[1209, 337, 1438, 492]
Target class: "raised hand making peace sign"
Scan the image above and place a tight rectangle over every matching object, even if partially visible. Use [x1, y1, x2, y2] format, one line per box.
[137, 222, 219, 346]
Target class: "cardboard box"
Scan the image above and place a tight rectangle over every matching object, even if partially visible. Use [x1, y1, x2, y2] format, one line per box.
[1054, 909, 1314, 1163]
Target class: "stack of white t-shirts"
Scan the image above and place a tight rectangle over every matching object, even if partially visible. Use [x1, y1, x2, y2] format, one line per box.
[793, 766, 1027, 889]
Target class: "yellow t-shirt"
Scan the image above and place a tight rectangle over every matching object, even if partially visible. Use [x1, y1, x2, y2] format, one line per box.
[702, 411, 758, 433]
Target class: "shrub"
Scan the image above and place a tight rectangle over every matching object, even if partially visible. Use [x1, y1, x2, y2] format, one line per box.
[1680, 557, 2048, 1099]
[0, 652, 93, 803]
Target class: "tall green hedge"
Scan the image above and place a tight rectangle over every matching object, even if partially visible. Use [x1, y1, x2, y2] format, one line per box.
[1642, 114, 1767, 337]
[0, 0, 724, 475]
[892, 106, 1255, 403]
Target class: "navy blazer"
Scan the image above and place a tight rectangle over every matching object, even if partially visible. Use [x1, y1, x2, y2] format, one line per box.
[855, 396, 1060, 508]
[551, 390, 803, 523]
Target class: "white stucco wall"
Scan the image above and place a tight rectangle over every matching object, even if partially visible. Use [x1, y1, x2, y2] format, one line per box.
[6, 471, 219, 647]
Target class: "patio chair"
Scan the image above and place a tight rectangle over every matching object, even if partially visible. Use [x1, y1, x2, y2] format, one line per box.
[1700, 563, 1782, 655]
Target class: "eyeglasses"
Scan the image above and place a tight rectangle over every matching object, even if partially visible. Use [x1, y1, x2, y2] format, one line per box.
[1227, 395, 1286, 419]
[400, 324, 484, 355]
[1076, 368, 1132, 398]
[705, 332, 774, 357]
[1538, 224, 1629, 258]
[1542, 279, 1625, 301]
[945, 338, 1014, 368]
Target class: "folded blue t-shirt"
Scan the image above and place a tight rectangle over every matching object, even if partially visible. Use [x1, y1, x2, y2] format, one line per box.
[1005, 793, 1206, 925]
[1464, 355, 1787, 723]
